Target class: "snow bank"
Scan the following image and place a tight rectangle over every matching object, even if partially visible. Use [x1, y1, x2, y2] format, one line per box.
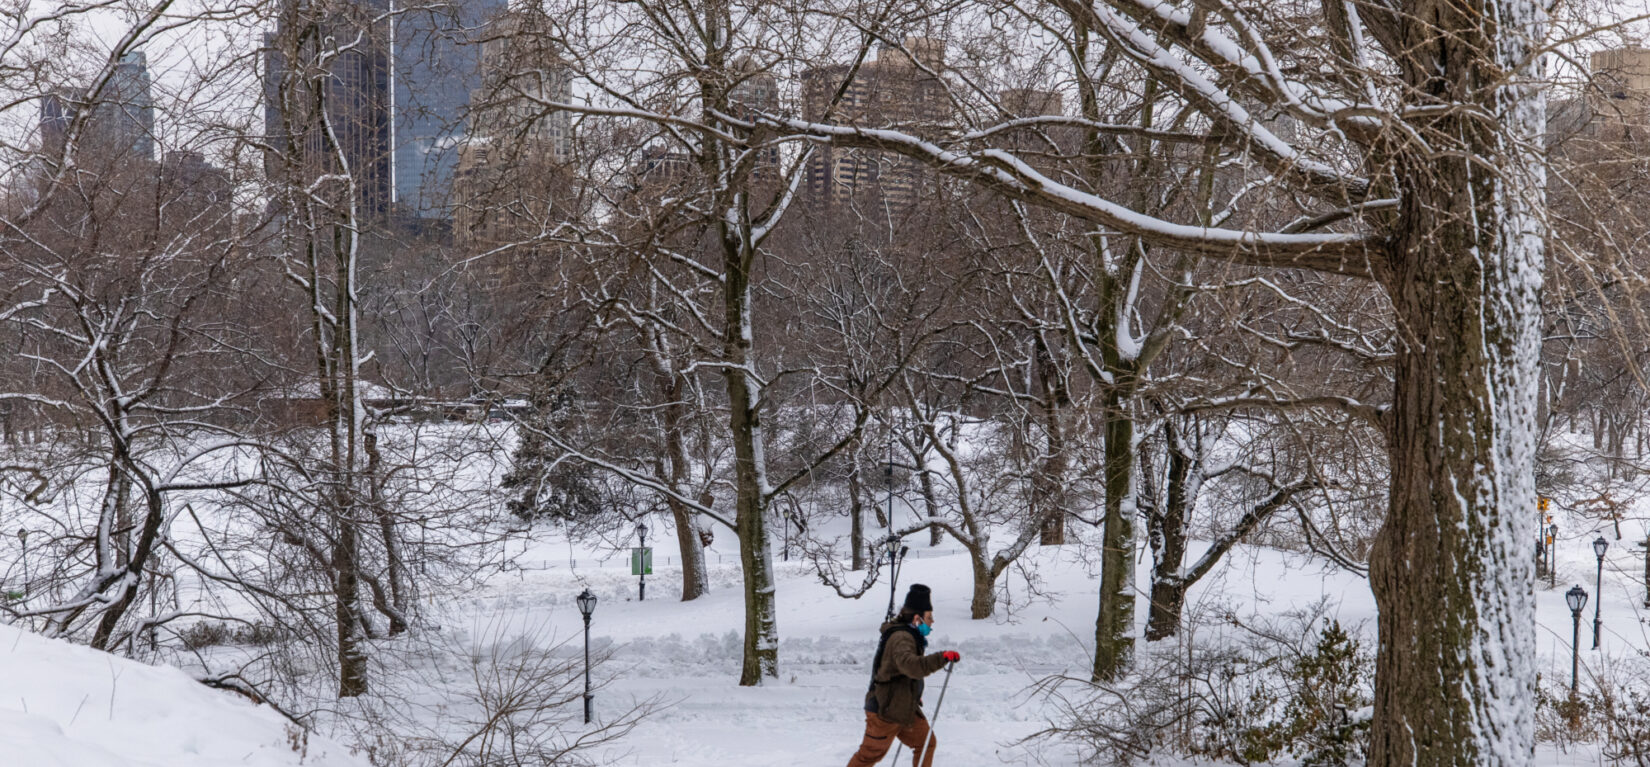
[0, 622, 368, 767]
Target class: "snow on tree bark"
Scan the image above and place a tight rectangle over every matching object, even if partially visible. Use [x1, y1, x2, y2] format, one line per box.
[1365, 0, 1545, 762]
[722, 196, 781, 685]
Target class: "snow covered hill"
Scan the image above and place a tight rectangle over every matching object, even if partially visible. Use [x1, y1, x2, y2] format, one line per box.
[0, 621, 369, 767]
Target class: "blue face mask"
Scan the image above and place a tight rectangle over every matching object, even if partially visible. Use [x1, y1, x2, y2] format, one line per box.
[916, 620, 932, 637]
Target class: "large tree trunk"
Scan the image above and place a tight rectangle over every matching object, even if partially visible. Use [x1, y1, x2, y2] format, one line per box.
[668, 498, 710, 600]
[333, 489, 368, 698]
[1081, 27, 1147, 683]
[1366, 1, 1543, 761]
[91, 480, 163, 650]
[969, 551, 999, 620]
[727, 367, 779, 685]
[1144, 577, 1186, 643]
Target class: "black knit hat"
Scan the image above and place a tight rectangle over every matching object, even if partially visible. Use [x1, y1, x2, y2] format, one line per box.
[903, 583, 933, 614]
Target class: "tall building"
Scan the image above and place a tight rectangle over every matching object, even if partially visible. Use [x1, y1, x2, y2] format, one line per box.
[107, 52, 156, 161]
[464, 10, 573, 163]
[1547, 46, 1650, 160]
[160, 150, 233, 208]
[1587, 47, 1650, 137]
[263, 0, 505, 226]
[390, 0, 506, 217]
[263, 0, 394, 220]
[800, 37, 949, 207]
[451, 8, 574, 252]
[729, 56, 781, 178]
[995, 88, 1078, 169]
[40, 51, 155, 162]
[39, 87, 84, 157]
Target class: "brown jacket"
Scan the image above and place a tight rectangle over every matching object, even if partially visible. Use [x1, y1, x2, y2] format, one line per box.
[864, 620, 949, 725]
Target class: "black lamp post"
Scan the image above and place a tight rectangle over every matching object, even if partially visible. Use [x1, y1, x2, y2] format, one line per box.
[16, 528, 26, 590]
[576, 588, 597, 723]
[1566, 584, 1588, 698]
[1593, 536, 1609, 649]
[885, 446, 896, 530]
[883, 535, 908, 621]
[1549, 523, 1559, 588]
[636, 520, 648, 602]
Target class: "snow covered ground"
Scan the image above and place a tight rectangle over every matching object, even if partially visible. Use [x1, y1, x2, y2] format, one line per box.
[4, 422, 1648, 765]
[7, 513, 1640, 766]
[439, 500, 1650, 766]
[0, 620, 369, 767]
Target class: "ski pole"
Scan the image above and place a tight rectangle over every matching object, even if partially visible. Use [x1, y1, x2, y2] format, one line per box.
[892, 661, 954, 767]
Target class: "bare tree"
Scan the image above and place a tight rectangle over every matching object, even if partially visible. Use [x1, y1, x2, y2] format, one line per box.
[743, 0, 1551, 760]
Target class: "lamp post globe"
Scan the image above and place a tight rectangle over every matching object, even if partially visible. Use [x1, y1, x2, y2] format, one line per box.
[576, 588, 597, 723]
[1566, 584, 1588, 699]
[1593, 536, 1609, 649]
[883, 535, 903, 621]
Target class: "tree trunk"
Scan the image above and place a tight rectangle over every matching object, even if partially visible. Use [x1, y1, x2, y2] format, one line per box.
[91, 481, 164, 650]
[848, 450, 866, 571]
[969, 552, 998, 620]
[1035, 427, 1068, 545]
[333, 491, 368, 697]
[363, 427, 407, 635]
[728, 369, 778, 685]
[1144, 438, 1189, 642]
[723, 236, 778, 687]
[1080, 35, 1146, 683]
[924, 461, 950, 547]
[669, 498, 710, 601]
[1366, 2, 1543, 759]
[1093, 392, 1136, 680]
[661, 378, 709, 601]
[1035, 336, 1071, 546]
[1144, 578, 1186, 643]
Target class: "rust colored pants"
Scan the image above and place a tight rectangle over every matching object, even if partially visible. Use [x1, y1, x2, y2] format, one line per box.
[846, 712, 937, 767]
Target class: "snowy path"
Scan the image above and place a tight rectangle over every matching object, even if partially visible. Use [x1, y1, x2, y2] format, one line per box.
[451, 551, 1087, 765]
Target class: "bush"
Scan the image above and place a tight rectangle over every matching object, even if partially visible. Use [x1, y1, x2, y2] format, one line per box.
[1244, 620, 1372, 765]
[1039, 604, 1371, 766]
[178, 620, 290, 650]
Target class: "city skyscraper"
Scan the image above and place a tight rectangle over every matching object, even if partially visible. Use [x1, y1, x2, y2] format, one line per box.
[40, 51, 155, 162]
[263, 0, 505, 226]
[452, 7, 575, 250]
[262, 0, 394, 220]
[800, 38, 949, 208]
[390, 0, 506, 217]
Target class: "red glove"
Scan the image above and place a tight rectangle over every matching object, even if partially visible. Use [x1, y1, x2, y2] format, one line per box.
[942, 651, 961, 663]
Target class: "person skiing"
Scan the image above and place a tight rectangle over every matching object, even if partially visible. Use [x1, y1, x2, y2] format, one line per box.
[846, 583, 960, 767]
